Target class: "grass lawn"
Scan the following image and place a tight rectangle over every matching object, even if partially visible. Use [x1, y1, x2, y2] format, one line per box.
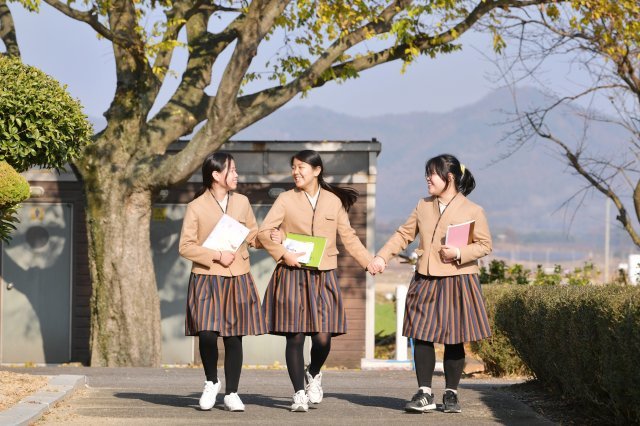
[375, 301, 396, 337]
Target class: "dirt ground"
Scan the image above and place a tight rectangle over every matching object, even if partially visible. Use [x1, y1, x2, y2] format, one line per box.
[0, 370, 49, 411]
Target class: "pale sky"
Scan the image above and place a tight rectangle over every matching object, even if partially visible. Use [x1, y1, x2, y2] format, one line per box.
[8, 2, 589, 121]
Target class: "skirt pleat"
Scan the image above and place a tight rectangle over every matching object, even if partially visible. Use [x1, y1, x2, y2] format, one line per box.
[403, 273, 491, 344]
[185, 272, 267, 337]
[262, 265, 346, 336]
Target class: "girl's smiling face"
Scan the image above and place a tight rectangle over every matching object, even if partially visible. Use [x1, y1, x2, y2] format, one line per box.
[426, 169, 448, 197]
[291, 158, 321, 192]
[214, 159, 238, 191]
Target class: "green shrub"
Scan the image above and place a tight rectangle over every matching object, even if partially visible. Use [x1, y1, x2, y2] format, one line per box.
[0, 161, 30, 242]
[495, 286, 640, 424]
[0, 56, 92, 172]
[470, 285, 530, 377]
[0, 160, 29, 207]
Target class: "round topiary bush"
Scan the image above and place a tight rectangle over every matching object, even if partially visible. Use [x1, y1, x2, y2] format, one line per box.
[0, 56, 93, 172]
[0, 160, 30, 207]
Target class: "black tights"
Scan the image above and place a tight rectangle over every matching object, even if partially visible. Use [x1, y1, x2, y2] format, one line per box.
[414, 340, 465, 390]
[285, 332, 331, 392]
[198, 331, 243, 394]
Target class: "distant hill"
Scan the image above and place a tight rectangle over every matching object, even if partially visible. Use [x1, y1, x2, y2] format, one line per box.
[235, 87, 631, 251]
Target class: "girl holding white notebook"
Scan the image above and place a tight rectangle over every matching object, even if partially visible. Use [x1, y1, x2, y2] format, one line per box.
[179, 152, 266, 412]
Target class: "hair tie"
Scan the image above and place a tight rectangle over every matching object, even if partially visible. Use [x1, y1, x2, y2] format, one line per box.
[460, 164, 466, 175]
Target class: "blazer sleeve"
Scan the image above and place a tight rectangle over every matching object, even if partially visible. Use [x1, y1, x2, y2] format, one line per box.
[336, 206, 373, 268]
[244, 201, 261, 249]
[458, 206, 492, 264]
[377, 205, 420, 262]
[257, 195, 288, 261]
[178, 203, 217, 266]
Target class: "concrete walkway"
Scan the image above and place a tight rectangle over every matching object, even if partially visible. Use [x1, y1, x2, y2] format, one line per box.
[1, 367, 554, 425]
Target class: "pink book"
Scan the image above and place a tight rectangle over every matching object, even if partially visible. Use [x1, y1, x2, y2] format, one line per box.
[445, 220, 475, 248]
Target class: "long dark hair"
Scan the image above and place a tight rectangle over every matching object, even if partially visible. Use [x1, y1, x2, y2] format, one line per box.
[291, 149, 358, 211]
[193, 152, 234, 200]
[425, 153, 476, 196]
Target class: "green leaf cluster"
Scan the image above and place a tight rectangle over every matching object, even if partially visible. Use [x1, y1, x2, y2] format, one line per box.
[0, 160, 30, 207]
[0, 160, 29, 242]
[544, 0, 640, 62]
[480, 259, 599, 285]
[0, 56, 93, 172]
[259, 1, 476, 87]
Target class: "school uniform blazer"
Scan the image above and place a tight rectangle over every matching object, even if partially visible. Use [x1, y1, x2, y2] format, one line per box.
[377, 194, 492, 277]
[257, 188, 373, 271]
[179, 191, 258, 277]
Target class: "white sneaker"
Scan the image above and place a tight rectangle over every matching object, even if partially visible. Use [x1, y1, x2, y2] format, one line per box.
[305, 370, 323, 404]
[199, 380, 220, 410]
[223, 392, 245, 412]
[290, 390, 309, 412]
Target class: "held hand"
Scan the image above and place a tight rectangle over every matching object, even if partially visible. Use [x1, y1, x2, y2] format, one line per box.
[218, 251, 236, 267]
[270, 229, 285, 244]
[439, 245, 457, 263]
[367, 256, 386, 275]
[282, 251, 305, 267]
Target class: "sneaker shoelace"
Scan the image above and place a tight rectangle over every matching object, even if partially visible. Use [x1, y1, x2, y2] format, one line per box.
[412, 391, 428, 403]
[294, 391, 306, 404]
[444, 392, 458, 405]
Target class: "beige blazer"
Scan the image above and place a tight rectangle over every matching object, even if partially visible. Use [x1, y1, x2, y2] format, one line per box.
[179, 191, 258, 277]
[377, 194, 492, 276]
[257, 188, 373, 270]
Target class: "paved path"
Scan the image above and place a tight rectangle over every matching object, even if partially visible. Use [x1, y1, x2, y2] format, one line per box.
[2, 367, 554, 425]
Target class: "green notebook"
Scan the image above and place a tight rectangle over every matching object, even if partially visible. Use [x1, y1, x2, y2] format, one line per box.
[283, 233, 327, 268]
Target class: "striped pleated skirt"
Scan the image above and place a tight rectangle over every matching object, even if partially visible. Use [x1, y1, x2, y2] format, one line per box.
[185, 272, 267, 337]
[262, 265, 347, 336]
[403, 273, 491, 344]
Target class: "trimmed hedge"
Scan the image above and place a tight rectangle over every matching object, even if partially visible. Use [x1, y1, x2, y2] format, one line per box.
[495, 286, 640, 424]
[470, 285, 529, 377]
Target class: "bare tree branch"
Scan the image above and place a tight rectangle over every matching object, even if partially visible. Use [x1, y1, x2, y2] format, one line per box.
[42, 0, 124, 46]
[527, 114, 640, 246]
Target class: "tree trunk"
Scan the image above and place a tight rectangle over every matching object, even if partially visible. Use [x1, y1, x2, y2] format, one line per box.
[84, 169, 161, 366]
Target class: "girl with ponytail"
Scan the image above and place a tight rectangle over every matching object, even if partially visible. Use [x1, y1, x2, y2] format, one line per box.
[370, 153, 492, 415]
[257, 149, 377, 412]
[179, 152, 267, 412]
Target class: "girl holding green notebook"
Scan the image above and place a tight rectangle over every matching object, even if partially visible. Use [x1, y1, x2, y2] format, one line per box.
[258, 149, 377, 412]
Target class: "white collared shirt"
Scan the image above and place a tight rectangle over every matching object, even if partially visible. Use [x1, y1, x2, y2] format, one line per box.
[217, 193, 229, 213]
[305, 189, 320, 209]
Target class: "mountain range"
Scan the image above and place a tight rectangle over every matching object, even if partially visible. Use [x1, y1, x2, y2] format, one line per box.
[234, 87, 632, 253]
[90, 86, 633, 255]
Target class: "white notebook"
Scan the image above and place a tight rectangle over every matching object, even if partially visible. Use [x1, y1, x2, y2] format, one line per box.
[202, 214, 250, 253]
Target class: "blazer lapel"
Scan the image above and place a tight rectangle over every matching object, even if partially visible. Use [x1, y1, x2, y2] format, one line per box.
[205, 190, 225, 220]
[440, 193, 465, 223]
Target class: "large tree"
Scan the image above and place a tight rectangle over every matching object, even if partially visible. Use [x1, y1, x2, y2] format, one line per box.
[491, 0, 640, 246]
[1, 0, 558, 366]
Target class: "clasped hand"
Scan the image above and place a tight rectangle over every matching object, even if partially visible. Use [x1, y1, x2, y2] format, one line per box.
[366, 256, 386, 275]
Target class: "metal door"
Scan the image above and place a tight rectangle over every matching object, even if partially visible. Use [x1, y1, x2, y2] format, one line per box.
[1, 203, 72, 364]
